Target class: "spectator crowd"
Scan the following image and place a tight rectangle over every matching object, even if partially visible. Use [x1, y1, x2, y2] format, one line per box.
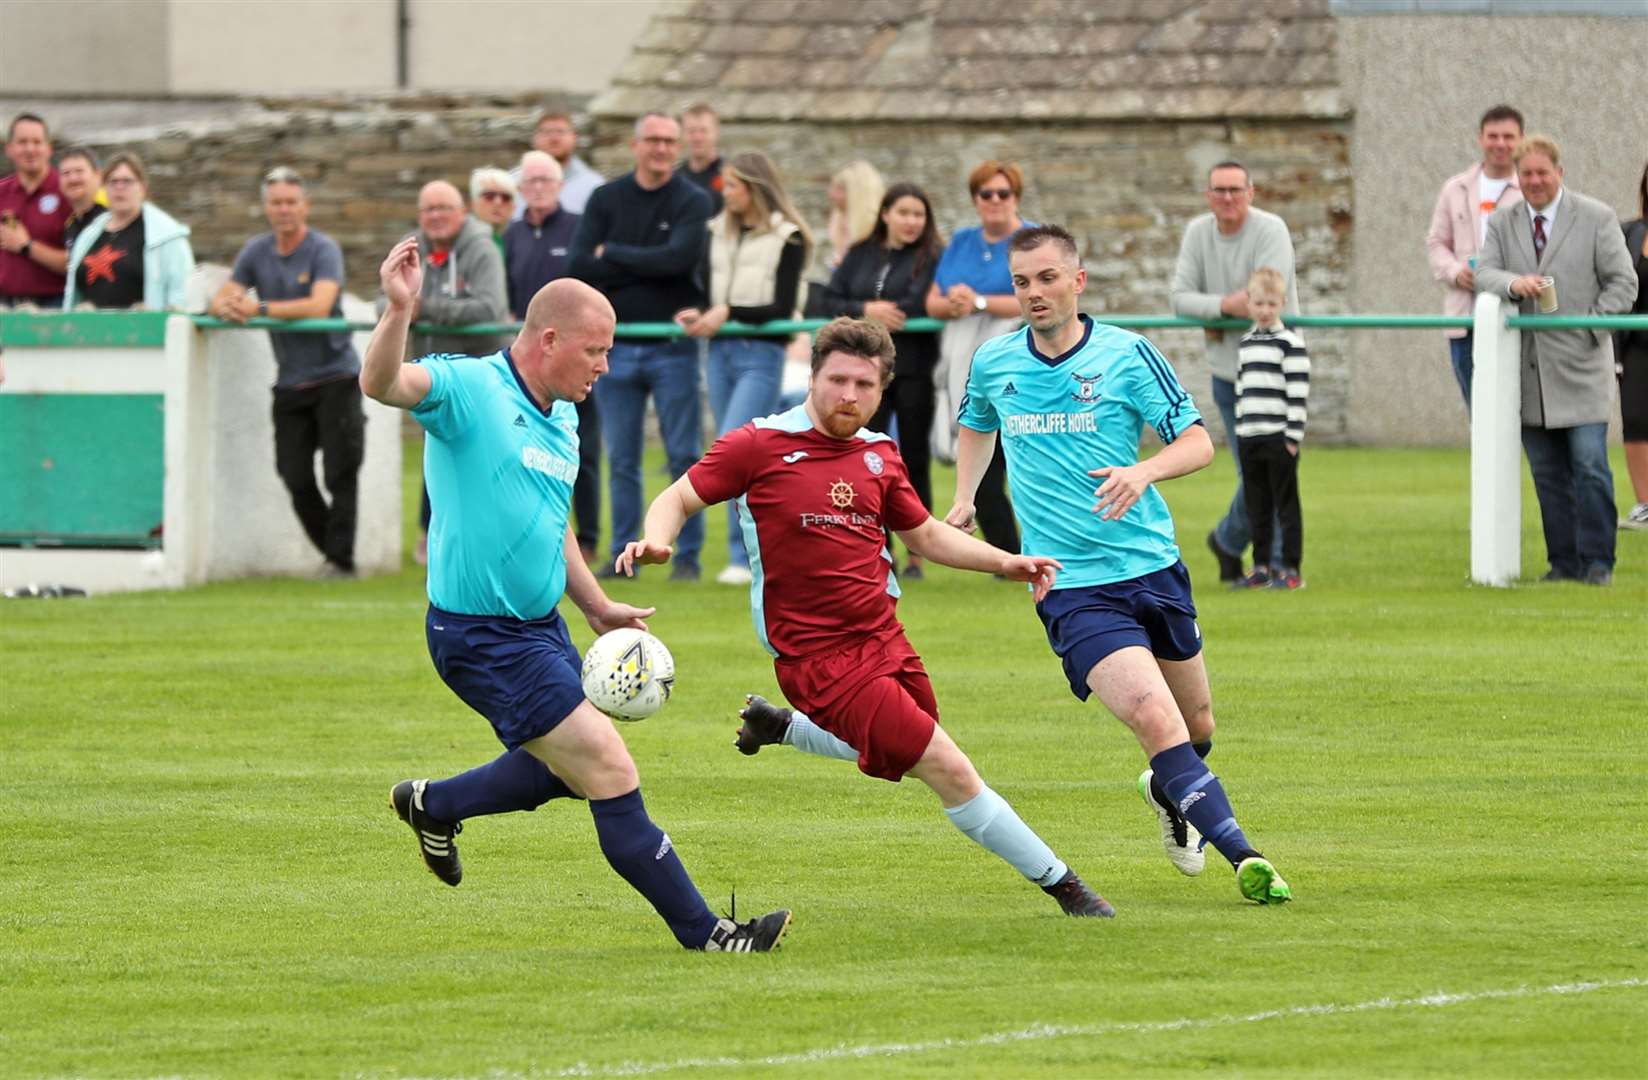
[2, 102, 1642, 585]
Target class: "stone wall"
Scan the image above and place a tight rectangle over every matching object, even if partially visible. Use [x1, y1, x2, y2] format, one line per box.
[592, 118, 1354, 441]
[9, 97, 1353, 440]
[43, 94, 597, 297]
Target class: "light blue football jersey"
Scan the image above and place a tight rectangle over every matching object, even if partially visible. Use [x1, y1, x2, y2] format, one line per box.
[411, 349, 579, 619]
[958, 316, 1203, 588]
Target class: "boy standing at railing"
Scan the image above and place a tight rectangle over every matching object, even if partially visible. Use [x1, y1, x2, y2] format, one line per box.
[1233, 267, 1309, 590]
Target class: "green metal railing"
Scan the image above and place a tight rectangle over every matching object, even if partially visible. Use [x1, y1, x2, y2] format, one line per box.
[3, 310, 1645, 347]
[187, 312, 1647, 337]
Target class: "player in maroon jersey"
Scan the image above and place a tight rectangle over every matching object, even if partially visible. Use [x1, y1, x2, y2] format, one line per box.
[615, 317, 1114, 917]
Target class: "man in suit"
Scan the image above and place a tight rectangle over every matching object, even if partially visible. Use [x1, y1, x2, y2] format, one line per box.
[1476, 134, 1639, 586]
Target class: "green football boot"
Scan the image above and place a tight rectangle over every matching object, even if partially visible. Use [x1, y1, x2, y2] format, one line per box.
[1236, 856, 1292, 904]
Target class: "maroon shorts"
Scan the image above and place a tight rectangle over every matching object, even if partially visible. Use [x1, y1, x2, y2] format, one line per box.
[773, 627, 938, 782]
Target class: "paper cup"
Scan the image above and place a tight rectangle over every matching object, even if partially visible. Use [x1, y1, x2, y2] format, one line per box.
[1536, 277, 1558, 313]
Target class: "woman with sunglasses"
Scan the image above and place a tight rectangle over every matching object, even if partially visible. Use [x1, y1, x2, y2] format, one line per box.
[469, 166, 517, 262]
[924, 160, 1031, 556]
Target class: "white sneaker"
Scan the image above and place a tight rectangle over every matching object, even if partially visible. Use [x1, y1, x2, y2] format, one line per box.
[716, 564, 753, 586]
[1620, 503, 1648, 531]
[1137, 769, 1205, 876]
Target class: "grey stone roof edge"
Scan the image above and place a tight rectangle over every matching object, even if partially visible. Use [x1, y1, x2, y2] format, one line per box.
[591, 0, 1348, 122]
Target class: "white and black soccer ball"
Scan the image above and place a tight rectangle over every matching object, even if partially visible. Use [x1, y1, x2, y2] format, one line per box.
[581, 628, 675, 722]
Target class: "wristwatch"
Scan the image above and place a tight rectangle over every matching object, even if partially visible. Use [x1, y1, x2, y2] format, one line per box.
[973, 294, 987, 312]
[20, 240, 32, 259]
[257, 301, 269, 317]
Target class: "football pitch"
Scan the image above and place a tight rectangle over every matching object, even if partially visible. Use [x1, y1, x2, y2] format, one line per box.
[5, 443, 1645, 1078]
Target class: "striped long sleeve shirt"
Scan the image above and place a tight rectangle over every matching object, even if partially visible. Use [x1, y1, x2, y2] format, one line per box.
[1234, 324, 1310, 444]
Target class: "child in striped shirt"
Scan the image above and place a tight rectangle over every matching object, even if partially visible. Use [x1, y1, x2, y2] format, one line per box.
[1234, 267, 1310, 590]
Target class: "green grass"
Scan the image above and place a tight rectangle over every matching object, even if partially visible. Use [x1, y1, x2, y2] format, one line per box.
[4, 442, 1646, 1078]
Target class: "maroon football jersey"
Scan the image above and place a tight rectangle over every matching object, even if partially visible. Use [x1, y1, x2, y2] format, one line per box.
[688, 407, 929, 659]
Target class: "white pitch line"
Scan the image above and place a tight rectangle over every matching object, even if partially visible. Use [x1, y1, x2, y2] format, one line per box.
[525, 977, 1647, 1080]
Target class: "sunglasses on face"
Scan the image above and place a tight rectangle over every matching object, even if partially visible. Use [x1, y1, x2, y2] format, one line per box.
[1208, 187, 1250, 198]
[479, 191, 513, 202]
[975, 188, 1015, 201]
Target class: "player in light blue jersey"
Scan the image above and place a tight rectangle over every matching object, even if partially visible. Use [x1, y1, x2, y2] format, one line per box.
[359, 237, 790, 951]
[946, 225, 1290, 905]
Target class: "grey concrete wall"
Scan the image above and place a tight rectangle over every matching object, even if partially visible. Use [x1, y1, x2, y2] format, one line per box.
[0, 0, 171, 95]
[1338, 13, 1647, 445]
[409, 0, 663, 94]
[0, 0, 658, 97]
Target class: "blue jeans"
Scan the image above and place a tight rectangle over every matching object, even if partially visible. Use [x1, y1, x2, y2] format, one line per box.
[1520, 423, 1615, 578]
[1210, 376, 1284, 565]
[705, 337, 784, 567]
[595, 339, 703, 569]
[1448, 333, 1474, 411]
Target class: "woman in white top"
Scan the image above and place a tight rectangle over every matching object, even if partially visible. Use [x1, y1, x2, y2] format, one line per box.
[674, 151, 813, 584]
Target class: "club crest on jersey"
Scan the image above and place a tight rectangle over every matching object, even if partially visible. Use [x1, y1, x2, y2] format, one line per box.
[1070, 372, 1103, 404]
[862, 450, 884, 476]
[827, 478, 856, 508]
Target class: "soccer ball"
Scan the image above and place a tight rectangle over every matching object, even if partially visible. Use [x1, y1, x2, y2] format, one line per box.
[581, 628, 676, 722]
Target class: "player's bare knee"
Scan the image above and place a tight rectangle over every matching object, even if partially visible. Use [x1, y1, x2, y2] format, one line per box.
[582, 748, 640, 800]
[1120, 691, 1188, 747]
[913, 739, 982, 804]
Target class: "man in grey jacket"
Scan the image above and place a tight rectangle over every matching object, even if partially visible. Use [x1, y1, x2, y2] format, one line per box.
[1476, 135, 1638, 586]
[389, 180, 509, 561]
[1171, 160, 1297, 583]
[401, 180, 509, 358]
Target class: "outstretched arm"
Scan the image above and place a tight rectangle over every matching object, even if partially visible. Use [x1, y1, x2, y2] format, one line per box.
[614, 474, 712, 575]
[897, 517, 1061, 601]
[564, 527, 655, 634]
[360, 237, 433, 409]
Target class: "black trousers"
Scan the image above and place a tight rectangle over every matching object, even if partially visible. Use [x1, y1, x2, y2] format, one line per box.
[1237, 436, 1302, 569]
[572, 393, 602, 552]
[976, 436, 1018, 554]
[273, 377, 365, 570]
[869, 371, 935, 511]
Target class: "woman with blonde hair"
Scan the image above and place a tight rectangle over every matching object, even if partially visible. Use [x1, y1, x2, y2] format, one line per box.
[468, 166, 516, 261]
[826, 159, 884, 270]
[674, 150, 813, 585]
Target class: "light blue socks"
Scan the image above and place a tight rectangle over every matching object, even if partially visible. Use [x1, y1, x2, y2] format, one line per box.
[944, 786, 1067, 887]
[781, 709, 859, 762]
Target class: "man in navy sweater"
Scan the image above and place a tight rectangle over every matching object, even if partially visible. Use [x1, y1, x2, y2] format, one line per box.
[571, 112, 713, 580]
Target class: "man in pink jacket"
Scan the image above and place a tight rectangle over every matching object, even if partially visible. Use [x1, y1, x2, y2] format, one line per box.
[1426, 104, 1525, 411]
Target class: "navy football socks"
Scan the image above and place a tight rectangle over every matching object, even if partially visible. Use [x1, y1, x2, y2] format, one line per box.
[1151, 738, 1213, 810]
[422, 748, 578, 822]
[589, 788, 719, 949]
[1149, 740, 1260, 869]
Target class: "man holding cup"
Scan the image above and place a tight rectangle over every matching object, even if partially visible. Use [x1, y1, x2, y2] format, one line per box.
[1476, 134, 1639, 586]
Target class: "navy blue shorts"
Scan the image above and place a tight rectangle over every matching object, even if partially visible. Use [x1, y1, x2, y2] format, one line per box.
[425, 605, 586, 749]
[1035, 561, 1202, 702]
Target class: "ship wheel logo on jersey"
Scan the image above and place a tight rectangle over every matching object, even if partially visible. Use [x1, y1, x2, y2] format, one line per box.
[862, 450, 884, 476]
[827, 478, 857, 509]
[1071, 371, 1104, 404]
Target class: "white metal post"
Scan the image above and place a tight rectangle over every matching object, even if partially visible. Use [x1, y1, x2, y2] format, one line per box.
[1469, 293, 1521, 586]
